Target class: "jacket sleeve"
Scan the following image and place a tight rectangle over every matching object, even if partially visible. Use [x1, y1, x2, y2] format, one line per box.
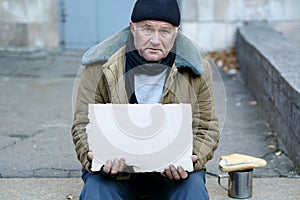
[193, 61, 220, 170]
[71, 64, 105, 172]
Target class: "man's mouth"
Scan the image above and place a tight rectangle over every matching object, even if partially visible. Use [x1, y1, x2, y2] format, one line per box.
[147, 48, 162, 52]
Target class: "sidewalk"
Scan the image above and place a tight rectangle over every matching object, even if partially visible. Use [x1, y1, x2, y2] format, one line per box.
[0, 177, 299, 200]
[0, 50, 299, 199]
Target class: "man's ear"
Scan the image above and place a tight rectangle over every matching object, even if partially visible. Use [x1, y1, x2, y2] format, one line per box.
[174, 26, 180, 38]
[129, 22, 135, 34]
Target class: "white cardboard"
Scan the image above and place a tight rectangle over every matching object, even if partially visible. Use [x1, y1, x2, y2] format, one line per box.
[87, 103, 193, 173]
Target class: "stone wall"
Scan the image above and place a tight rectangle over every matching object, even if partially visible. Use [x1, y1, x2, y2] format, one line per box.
[0, 0, 59, 50]
[182, 0, 300, 51]
[235, 24, 300, 171]
[0, 0, 299, 51]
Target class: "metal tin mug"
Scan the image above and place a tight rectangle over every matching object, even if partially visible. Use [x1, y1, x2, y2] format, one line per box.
[218, 169, 253, 199]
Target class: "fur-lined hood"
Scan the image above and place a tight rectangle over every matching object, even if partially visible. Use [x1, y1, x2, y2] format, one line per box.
[81, 26, 204, 75]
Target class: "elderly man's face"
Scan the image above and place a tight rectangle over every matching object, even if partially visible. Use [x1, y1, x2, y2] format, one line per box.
[130, 20, 179, 62]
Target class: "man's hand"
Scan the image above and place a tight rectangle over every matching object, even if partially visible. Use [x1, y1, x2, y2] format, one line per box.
[191, 154, 199, 163]
[87, 151, 125, 175]
[87, 151, 94, 162]
[162, 165, 189, 180]
[161, 155, 199, 180]
[102, 158, 126, 175]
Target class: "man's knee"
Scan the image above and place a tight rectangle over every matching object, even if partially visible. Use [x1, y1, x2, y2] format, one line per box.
[80, 171, 124, 200]
[167, 170, 209, 200]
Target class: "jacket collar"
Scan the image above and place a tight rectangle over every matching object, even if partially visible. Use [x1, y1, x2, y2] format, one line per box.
[81, 26, 204, 75]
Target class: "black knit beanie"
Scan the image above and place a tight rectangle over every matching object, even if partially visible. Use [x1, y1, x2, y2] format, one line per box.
[131, 0, 181, 27]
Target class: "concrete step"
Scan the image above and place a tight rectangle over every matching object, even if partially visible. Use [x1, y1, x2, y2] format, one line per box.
[0, 177, 299, 200]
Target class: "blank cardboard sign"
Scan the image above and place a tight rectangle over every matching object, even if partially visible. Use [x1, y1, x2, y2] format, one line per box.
[87, 104, 193, 173]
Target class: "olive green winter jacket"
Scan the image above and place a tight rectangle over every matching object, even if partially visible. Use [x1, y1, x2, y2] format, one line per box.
[71, 27, 219, 173]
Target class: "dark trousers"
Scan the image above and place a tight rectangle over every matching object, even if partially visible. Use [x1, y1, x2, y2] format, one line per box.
[80, 169, 209, 200]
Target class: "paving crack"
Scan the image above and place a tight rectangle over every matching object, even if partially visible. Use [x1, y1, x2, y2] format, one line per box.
[32, 167, 81, 178]
[9, 134, 30, 140]
[1, 141, 17, 150]
[9, 130, 43, 140]
[1, 130, 43, 151]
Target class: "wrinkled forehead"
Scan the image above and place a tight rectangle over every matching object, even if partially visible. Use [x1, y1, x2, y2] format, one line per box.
[135, 20, 175, 28]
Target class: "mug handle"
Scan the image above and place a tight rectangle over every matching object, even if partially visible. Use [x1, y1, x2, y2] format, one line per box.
[218, 174, 229, 191]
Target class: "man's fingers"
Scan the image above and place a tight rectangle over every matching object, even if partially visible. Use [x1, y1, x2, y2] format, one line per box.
[191, 155, 199, 163]
[164, 167, 173, 179]
[161, 171, 167, 178]
[170, 165, 181, 180]
[177, 166, 188, 179]
[111, 158, 120, 174]
[102, 158, 126, 175]
[103, 159, 112, 174]
[119, 158, 125, 172]
[87, 151, 93, 161]
[163, 165, 189, 180]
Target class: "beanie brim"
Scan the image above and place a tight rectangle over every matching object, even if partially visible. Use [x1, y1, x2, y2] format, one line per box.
[131, 0, 181, 27]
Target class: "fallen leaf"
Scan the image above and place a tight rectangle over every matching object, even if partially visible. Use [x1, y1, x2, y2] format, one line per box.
[216, 60, 224, 67]
[223, 66, 229, 73]
[208, 48, 239, 74]
[249, 101, 257, 105]
[268, 145, 276, 149]
[66, 194, 73, 200]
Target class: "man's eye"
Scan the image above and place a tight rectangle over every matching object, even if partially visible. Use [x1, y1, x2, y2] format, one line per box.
[143, 27, 153, 34]
[161, 29, 171, 34]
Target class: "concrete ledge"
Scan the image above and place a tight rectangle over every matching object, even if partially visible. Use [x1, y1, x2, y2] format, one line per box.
[235, 24, 300, 172]
[1, 178, 300, 200]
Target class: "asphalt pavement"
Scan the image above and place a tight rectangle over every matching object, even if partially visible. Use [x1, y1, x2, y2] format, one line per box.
[0, 50, 299, 200]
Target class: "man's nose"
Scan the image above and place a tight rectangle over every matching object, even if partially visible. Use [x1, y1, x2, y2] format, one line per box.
[150, 31, 161, 44]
